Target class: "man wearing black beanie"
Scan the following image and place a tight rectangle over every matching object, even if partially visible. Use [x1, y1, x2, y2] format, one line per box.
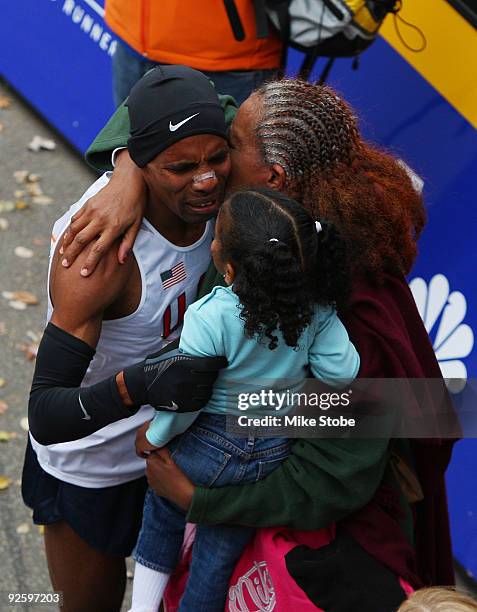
[23, 65, 230, 612]
[127, 65, 228, 167]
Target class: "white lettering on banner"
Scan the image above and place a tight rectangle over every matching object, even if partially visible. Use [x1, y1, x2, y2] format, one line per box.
[228, 561, 276, 612]
[80, 14, 94, 33]
[72, 6, 84, 23]
[90, 22, 102, 42]
[60, 0, 117, 56]
[62, 0, 75, 16]
[100, 32, 112, 51]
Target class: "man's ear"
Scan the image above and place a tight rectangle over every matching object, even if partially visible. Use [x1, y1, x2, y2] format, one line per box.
[267, 163, 287, 191]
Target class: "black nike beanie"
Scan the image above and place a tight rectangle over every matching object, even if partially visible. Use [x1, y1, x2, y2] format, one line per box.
[126, 65, 228, 167]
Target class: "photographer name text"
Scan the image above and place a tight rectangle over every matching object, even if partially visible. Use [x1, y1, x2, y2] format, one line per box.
[237, 415, 355, 428]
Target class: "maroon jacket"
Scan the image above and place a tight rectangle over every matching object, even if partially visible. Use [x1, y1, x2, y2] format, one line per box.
[340, 273, 457, 587]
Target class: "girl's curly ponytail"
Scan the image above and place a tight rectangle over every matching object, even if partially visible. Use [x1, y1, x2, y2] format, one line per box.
[220, 188, 351, 350]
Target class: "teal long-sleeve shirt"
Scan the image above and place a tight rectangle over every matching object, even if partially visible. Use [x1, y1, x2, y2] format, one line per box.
[146, 285, 360, 447]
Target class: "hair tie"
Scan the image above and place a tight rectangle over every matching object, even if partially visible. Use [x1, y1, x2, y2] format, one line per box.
[315, 221, 322, 234]
[269, 238, 279, 243]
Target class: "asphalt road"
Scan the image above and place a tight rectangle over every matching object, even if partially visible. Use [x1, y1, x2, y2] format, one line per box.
[0, 80, 133, 612]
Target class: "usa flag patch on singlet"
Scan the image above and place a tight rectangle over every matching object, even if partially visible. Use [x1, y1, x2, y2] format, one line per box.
[161, 262, 187, 290]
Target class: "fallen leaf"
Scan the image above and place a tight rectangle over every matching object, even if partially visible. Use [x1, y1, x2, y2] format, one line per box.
[16, 523, 30, 535]
[0, 401, 8, 415]
[20, 417, 29, 431]
[0, 200, 15, 212]
[32, 237, 46, 246]
[14, 246, 34, 258]
[15, 200, 29, 211]
[2, 291, 38, 305]
[27, 173, 41, 182]
[28, 135, 56, 152]
[13, 170, 29, 183]
[0, 95, 12, 109]
[0, 431, 17, 442]
[8, 300, 27, 311]
[0, 322, 6, 335]
[27, 182, 43, 197]
[37, 525, 45, 535]
[0, 218, 8, 230]
[17, 341, 39, 361]
[0, 476, 12, 491]
[33, 196, 53, 206]
[14, 190, 26, 198]
[0, 378, 5, 388]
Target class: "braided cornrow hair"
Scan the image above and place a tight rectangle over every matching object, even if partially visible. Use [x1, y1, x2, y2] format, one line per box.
[253, 79, 427, 282]
[255, 80, 360, 184]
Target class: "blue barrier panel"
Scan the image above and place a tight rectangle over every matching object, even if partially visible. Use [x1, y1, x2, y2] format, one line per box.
[1, 0, 116, 152]
[2, 1, 476, 579]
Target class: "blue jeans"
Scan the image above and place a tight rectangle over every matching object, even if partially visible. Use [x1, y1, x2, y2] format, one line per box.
[112, 40, 278, 107]
[133, 413, 290, 612]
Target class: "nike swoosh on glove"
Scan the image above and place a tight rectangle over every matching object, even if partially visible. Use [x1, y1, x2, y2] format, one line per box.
[121, 342, 228, 413]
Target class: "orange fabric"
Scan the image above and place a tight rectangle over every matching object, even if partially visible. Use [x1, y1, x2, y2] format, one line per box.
[105, 0, 283, 71]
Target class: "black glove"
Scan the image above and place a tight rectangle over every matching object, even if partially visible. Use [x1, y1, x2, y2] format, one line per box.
[122, 341, 228, 412]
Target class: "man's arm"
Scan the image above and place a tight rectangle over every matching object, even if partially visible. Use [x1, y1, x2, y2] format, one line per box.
[29, 329, 228, 446]
[29, 244, 228, 445]
[49, 232, 134, 344]
[29, 240, 136, 444]
[28, 322, 140, 445]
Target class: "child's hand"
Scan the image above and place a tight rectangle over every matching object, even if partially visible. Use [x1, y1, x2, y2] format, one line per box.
[135, 421, 160, 458]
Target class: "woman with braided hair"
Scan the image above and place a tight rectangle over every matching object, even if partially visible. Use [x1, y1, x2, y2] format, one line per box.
[42, 77, 455, 609]
[226, 79, 426, 284]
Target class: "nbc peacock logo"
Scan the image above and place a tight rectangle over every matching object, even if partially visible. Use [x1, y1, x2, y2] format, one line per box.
[409, 274, 474, 393]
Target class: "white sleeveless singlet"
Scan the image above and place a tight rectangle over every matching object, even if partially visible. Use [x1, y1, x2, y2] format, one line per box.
[30, 173, 213, 487]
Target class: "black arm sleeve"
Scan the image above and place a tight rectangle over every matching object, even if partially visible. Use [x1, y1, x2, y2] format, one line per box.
[29, 323, 141, 445]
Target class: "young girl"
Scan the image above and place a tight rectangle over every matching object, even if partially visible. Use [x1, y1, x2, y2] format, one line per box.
[129, 188, 360, 612]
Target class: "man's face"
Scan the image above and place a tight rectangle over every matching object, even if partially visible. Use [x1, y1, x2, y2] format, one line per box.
[142, 134, 230, 225]
[226, 94, 271, 195]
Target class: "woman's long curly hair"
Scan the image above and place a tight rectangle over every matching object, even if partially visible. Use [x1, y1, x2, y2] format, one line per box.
[253, 79, 427, 282]
[220, 188, 350, 350]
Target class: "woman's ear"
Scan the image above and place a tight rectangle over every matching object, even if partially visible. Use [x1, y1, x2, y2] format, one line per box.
[224, 262, 235, 285]
[267, 163, 287, 191]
